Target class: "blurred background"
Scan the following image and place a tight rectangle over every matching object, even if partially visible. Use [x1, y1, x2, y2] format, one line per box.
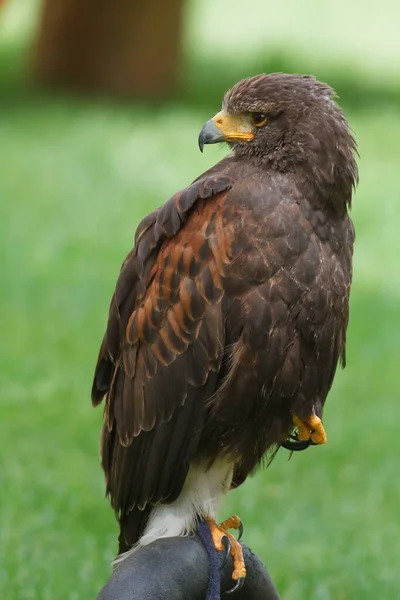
[0, 1, 399, 599]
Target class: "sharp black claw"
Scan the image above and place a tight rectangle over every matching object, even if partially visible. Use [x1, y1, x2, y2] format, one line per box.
[237, 521, 244, 542]
[281, 433, 317, 451]
[220, 535, 231, 571]
[225, 577, 245, 594]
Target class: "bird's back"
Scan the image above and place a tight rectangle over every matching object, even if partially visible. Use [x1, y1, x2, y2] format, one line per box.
[195, 165, 354, 477]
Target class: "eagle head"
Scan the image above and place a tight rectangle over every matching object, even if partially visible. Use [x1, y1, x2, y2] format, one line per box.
[199, 73, 358, 200]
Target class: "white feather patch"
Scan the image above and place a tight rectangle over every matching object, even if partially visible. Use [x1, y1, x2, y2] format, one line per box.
[114, 458, 234, 565]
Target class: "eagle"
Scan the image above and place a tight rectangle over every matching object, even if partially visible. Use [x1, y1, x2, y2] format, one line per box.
[92, 73, 358, 587]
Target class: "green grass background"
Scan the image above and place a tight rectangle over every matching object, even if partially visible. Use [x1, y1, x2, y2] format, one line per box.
[0, 1, 399, 599]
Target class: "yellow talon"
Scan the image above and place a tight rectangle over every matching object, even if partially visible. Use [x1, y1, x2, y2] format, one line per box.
[205, 516, 246, 581]
[293, 413, 327, 445]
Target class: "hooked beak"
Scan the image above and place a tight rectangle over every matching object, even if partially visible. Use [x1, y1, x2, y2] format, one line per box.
[198, 119, 224, 152]
[198, 111, 255, 152]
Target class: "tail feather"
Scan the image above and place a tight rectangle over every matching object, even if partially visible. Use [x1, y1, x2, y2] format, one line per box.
[118, 505, 152, 555]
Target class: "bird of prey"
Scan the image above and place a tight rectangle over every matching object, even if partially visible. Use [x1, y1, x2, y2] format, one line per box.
[92, 73, 358, 588]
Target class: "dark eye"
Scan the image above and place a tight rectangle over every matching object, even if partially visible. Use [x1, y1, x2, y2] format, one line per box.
[251, 112, 268, 127]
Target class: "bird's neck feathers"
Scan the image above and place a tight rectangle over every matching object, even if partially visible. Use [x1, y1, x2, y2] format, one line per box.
[297, 119, 358, 213]
[297, 142, 358, 215]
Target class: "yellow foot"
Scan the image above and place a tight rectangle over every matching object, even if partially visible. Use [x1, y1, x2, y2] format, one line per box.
[205, 515, 246, 581]
[293, 413, 327, 445]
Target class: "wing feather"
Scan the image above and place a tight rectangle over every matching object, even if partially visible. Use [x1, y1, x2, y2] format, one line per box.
[92, 175, 232, 548]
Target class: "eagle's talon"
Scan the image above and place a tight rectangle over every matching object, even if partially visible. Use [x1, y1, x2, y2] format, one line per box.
[225, 576, 245, 594]
[220, 535, 232, 570]
[237, 520, 244, 542]
[219, 514, 242, 534]
[281, 436, 313, 451]
[206, 517, 246, 584]
[292, 413, 327, 445]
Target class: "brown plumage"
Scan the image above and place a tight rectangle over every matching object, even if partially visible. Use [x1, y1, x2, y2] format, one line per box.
[92, 73, 358, 556]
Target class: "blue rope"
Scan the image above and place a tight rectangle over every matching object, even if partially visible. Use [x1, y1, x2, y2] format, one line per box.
[197, 519, 221, 600]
